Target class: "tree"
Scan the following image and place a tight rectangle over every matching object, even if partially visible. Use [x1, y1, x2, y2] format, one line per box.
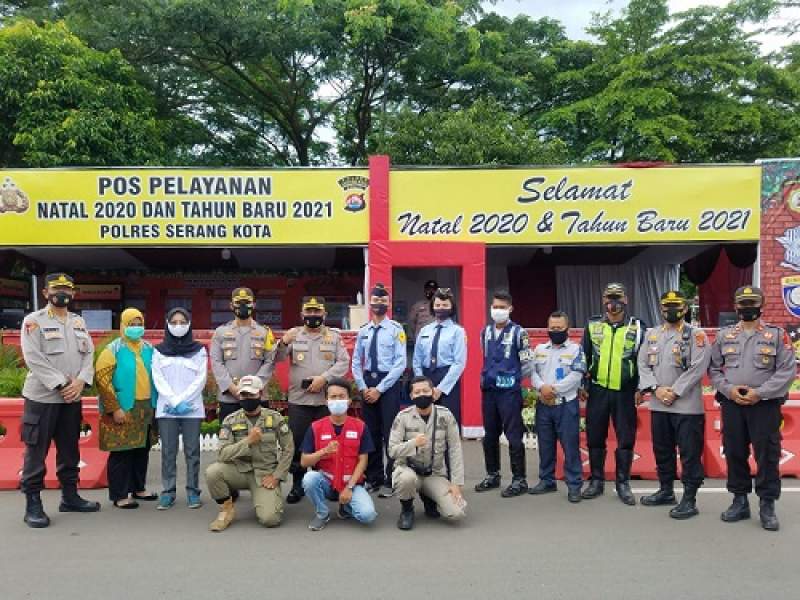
[371, 98, 568, 166]
[0, 20, 165, 167]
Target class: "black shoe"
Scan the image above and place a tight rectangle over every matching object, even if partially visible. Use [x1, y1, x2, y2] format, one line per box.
[286, 486, 304, 505]
[24, 493, 50, 528]
[365, 481, 382, 494]
[501, 478, 528, 498]
[567, 488, 582, 503]
[759, 499, 779, 531]
[528, 481, 558, 495]
[581, 480, 604, 499]
[640, 487, 677, 507]
[670, 496, 699, 520]
[421, 494, 440, 519]
[231, 489, 240, 504]
[721, 494, 751, 523]
[59, 492, 100, 513]
[615, 482, 636, 506]
[474, 473, 501, 493]
[397, 500, 415, 531]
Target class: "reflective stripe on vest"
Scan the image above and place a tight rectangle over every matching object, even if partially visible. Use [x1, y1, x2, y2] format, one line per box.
[590, 320, 639, 390]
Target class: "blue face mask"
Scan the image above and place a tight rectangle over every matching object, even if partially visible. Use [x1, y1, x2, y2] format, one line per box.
[327, 399, 349, 416]
[124, 325, 145, 340]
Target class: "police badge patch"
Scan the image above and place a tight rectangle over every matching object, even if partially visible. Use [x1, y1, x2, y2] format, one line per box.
[781, 276, 800, 318]
[777, 226, 800, 272]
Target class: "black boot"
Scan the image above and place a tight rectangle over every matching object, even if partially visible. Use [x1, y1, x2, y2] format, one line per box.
[502, 446, 528, 497]
[721, 494, 751, 522]
[759, 499, 779, 531]
[641, 485, 676, 507]
[397, 499, 415, 530]
[287, 474, 305, 505]
[615, 449, 635, 506]
[421, 494, 440, 519]
[670, 487, 699, 520]
[582, 449, 606, 499]
[59, 487, 100, 513]
[24, 493, 50, 528]
[474, 472, 501, 493]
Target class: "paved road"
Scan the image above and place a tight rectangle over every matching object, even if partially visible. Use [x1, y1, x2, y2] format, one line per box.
[1, 441, 799, 600]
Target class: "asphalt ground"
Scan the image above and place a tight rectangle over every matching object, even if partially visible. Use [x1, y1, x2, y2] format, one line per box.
[1, 440, 799, 600]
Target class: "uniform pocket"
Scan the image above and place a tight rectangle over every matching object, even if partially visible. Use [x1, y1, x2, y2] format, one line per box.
[291, 342, 309, 365]
[754, 346, 777, 370]
[250, 341, 265, 360]
[75, 331, 91, 354]
[44, 334, 66, 355]
[21, 411, 41, 446]
[221, 340, 239, 361]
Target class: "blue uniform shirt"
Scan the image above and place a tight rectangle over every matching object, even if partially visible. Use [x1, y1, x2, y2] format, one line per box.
[531, 340, 587, 402]
[351, 318, 407, 393]
[412, 318, 467, 395]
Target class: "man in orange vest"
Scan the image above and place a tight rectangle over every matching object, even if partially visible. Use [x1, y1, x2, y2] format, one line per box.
[300, 377, 378, 531]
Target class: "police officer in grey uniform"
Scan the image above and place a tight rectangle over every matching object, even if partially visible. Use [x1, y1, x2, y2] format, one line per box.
[637, 290, 711, 519]
[389, 375, 466, 530]
[275, 296, 350, 503]
[710, 286, 796, 531]
[20, 273, 100, 528]
[210, 287, 277, 424]
[408, 280, 437, 340]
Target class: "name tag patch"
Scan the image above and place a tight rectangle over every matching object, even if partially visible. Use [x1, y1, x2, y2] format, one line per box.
[345, 430, 359, 439]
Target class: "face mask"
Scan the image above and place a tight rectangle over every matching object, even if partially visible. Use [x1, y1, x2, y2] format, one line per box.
[168, 323, 190, 338]
[548, 330, 568, 345]
[737, 306, 761, 322]
[663, 308, 684, 324]
[434, 309, 451, 320]
[490, 308, 510, 324]
[303, 315, 324, 329]
[240, 396, 261, 413]
[370, 303, 388, 316]
[49, 292, 71, 308]
[124, 325, 145, 340]
[606, 299, 625, 314]
[413, 395, 434, 410]
[234, 304, 253, 319]
[327, 399, 349, 416]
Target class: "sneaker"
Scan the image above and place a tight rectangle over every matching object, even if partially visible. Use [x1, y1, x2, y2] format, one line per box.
[337, 504, 352, 520]
[308, 513, 331, 531]
[156, 494, 175, 511]
[187, 494, 203, 509]
[378, 485, 395, 498]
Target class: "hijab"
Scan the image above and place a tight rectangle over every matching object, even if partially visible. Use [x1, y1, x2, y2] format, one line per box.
[155, 307, 204, 357]
[120, 308, 145, 351]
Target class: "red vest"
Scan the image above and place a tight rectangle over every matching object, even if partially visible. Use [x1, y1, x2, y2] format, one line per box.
[312, 417, 366, 492]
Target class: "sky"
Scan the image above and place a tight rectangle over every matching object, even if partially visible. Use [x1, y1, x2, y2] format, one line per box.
[488, 0, 798, 52]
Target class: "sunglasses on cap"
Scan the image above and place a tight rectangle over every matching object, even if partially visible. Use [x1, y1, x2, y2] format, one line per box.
[436, 287, 452, 296]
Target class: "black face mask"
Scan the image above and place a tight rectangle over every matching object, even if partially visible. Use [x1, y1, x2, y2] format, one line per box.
[548, 330, 568, 345]
[234, 304, 253, 319]
[606, 299, 625, 314]
[413, 395, 434, 410]
[303, 315, 324, 329]
[49, 292, 71, 308]
[240, 397, 261, 413]
[370, 303, 388, 316]
[737, 306, 762, 322]
[434, 309, 451, 320]
[663, 308, 685, 324]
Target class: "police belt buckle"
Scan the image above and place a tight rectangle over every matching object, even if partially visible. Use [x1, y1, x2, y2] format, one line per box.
[552, 396, 571, 406]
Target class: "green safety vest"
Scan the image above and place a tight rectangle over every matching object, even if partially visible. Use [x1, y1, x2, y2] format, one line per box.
[588, 318, 642, 391]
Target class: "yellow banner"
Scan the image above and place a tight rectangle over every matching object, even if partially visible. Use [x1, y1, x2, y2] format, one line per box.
[389, 166, 761, 244]
[0, 169, 369, 245]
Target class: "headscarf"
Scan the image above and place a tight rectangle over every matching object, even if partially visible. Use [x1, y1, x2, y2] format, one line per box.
[120, 307, 145, 351]
[155, 307, 204, 357]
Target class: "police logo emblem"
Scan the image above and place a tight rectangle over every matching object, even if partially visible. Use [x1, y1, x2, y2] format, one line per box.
[0, 177, 30, 214]
[338, 175, 368, 213]
[777, 227, 800, 272]
[781, 276, 800, 318]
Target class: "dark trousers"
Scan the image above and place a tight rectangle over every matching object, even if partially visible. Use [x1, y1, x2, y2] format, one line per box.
[481, 388, 526, 478]
[362, 372, 402, 486]
[20, 399, 82, 494]
[107, 438, 151, 502]
[536, 400, 582, 489]
[288, 403, 330, 487]
[719, 394, 782, 500]
[424, 366, 461, 424]
[586, 383, 637, 482]
[651, 411, 704, 491]
[218, 401, 240, 423]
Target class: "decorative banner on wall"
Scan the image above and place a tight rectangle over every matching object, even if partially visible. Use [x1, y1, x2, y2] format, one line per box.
[0, 169, 369, 246]
[390, 166, 761, 244]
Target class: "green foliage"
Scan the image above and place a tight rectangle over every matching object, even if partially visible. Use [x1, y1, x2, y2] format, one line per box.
[0, 365, 26, 397]
[0, 343, 22, 370]
[0, 20, 166, 167]
[201, 418, 220, 436]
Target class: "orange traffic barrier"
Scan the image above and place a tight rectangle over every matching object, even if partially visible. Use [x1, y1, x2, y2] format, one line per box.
[0, 397, 108, 490]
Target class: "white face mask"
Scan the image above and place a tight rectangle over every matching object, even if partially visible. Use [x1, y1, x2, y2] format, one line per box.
[168, 322, 190, 338]
[490, 308, 510, 324]
[327, 399, 349, 416]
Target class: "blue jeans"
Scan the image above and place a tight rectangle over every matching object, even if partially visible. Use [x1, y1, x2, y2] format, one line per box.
[158, 418, 202, 497]
[536, 400, 582, 489]
[302, 470, 377, 524]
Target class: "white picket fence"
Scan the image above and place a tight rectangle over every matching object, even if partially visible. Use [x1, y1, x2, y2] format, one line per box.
[151, 434, 221, 453]
[499, 432, 538, 450]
